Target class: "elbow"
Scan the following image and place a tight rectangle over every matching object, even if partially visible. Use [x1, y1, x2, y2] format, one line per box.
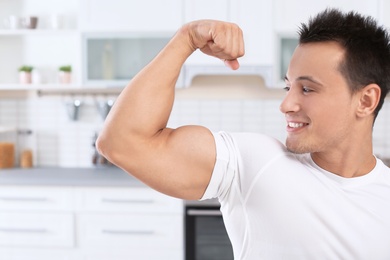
[95, 133, 107, 158]
[95, 134, 105, 156]
[95, 131, 118, 165]
[95, 128, 139, 169]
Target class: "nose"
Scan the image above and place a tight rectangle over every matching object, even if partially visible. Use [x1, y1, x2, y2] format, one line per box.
[279, 88, 300, 114]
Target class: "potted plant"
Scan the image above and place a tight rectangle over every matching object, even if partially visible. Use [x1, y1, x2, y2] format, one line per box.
[18, 65, 33, 84]
[58, 65, 72, 84]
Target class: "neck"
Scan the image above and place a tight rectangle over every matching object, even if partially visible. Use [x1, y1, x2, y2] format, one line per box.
[311, 152, 376, 178]
[311, 133, 376, 178]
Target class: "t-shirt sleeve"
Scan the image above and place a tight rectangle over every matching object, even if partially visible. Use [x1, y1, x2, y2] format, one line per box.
[200, 131, 238, 201]
[200, 131, 287, 201]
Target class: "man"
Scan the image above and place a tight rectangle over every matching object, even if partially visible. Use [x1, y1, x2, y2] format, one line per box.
[97, 8, 390, 259]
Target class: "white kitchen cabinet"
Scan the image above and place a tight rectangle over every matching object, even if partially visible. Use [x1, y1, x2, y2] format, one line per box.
[378, 0, 390, 28]
[273, 0, 381, 32]
[0, 185, 184, 260]
[80, 0, 183, 32]
[231, 0, 274, 87]
[272, 0, 381, 87]
[182, 0, 275, 87]
[0, 0, 384, 90]
[81, 32, 185, 87]
[79, 0, 186, 87]
[184, 0, 230, 23]
[0, 185, 75, 211]
[78, 214, 182, 249]
[0, 0, 184, 90]
[0, 249, 76, 260]
[77, 187, 183, 259]
[0, 0, 275, 89]
[81, 250, 182, 260]
[79, 186, 182, 213]
[0, 185, 76, 259]
[0, 212, 74, 247]
[0, 186, 76, 249]
[231, 0, 274, 66]
[183, 0, 230, 66]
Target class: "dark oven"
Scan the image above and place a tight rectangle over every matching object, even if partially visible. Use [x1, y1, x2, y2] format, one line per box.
[185, 199, 233, 260]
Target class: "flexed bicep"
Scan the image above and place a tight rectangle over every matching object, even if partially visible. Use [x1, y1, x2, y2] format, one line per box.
[97, 20, 238, 200]
[111, 126, 216, 200]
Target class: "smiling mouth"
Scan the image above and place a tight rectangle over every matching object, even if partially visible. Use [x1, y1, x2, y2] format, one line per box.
[287, 122, 309, 129]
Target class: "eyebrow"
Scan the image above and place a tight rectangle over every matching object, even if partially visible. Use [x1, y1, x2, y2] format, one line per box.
[284, 75, 324, 86]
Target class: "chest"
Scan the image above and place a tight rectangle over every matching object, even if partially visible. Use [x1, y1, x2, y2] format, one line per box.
[228, 160, 390, 258]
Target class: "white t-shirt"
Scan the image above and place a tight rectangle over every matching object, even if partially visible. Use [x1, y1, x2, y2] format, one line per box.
[201, 131, 390, 260]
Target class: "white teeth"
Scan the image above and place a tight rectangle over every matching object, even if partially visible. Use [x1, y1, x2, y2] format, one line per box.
[288, 122, 305, 128]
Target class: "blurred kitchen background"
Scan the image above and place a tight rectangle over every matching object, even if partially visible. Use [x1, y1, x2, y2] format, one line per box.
[0, 1, 389, 259]
[0, 0, 389, 168]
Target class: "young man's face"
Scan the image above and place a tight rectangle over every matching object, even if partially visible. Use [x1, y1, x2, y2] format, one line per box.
[280, 41, 359, 155]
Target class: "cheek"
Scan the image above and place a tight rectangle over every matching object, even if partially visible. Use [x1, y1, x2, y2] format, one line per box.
[312, 102, 353, 135]
[308, 99, 350, 129]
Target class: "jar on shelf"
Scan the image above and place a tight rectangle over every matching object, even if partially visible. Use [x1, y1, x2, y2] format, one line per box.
[18, 129, 34, 168]
[0, 127, 17, 168]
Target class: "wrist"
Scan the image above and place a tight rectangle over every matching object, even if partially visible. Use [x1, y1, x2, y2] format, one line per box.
[176, 23, 198, 53]
[168, 23, 198, 59]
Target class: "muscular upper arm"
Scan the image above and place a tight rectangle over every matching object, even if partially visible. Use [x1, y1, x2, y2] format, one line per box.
[101, 125, 216, 200]
[96, 20, 244, 200]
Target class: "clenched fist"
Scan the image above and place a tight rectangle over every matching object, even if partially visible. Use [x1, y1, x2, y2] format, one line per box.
[180, 20, 245, 70]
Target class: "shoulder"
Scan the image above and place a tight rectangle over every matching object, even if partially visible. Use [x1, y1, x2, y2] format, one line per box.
[232, 132, 286, 149]
[213, 131, 287, 154]
[212, 131, 290, 169]
[377, 158, 390, 182]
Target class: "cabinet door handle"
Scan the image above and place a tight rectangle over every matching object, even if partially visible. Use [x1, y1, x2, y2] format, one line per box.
[187, 209, 222, 216]
[0, 197, 49, 202]
[0, 228, 48, 233]
[102, 229, 155, 235]
[101, 198, 154, 204]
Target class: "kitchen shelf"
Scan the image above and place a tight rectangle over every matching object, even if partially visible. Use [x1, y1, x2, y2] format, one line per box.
[0, 29, 79, 36]
[37, 87, 123, 96]
[0, 126, 18, 133]
[0, 84, 123, 96]
[0, 83, 81, 91]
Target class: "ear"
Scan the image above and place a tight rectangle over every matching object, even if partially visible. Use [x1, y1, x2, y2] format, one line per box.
[356, 84, 381, 118]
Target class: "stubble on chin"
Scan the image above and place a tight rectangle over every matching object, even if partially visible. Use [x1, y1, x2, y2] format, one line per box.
[285, 138, 310, 154]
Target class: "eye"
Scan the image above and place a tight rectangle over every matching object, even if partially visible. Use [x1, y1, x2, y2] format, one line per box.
[283, 86, 290, 91]
[302, 86, 312, 93]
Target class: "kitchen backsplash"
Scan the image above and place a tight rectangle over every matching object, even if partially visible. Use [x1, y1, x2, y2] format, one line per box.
[0, 76, 389, 168]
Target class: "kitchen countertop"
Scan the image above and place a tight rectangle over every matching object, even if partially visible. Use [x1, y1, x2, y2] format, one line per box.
[0, 166, 146, 187]
[0, 166, 221, 206]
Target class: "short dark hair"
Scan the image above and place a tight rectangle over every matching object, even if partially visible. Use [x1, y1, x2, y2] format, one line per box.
[298, 8, 390, 119]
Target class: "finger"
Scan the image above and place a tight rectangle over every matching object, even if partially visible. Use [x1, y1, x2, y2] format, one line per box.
[224, 59, 240, 70]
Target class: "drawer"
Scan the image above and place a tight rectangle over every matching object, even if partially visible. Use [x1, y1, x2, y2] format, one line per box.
[82, 249, 183, 260]
[77, 213, 183, 249]
[0, 212, 74, 247]
[79, 187, 182, 213]
[0, 186, 75, 211]
[0, 248, 75, 260]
